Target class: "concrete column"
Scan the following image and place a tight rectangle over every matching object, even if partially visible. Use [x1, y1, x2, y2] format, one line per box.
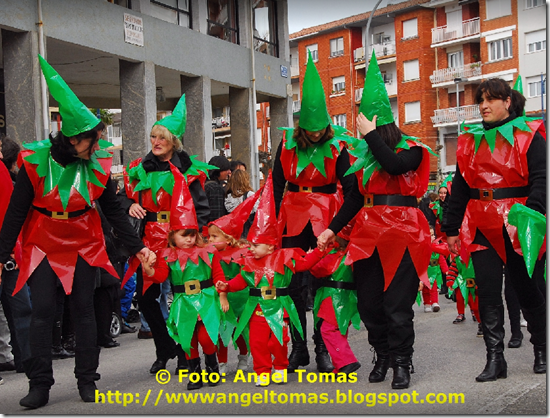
[119, 59, 156, 164]
[229, 86, 255, 181]
[239, 0, 252, 49]
[2, 30, 44, 145]
[276, 0, 290, 61]
[190, 0, 208, 34]
[180, 74, 212, 162]
[269, 95, 292, 155]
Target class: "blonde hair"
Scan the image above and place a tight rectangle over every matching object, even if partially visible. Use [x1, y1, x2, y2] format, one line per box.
[167, 229, 204, 249]
[150, 124, 183, 152]
[208, 224, 239, 248]
[227, 169, 253, 198]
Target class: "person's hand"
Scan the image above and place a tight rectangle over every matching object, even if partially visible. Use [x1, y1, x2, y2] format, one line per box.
[357, 113, 377, 137]
[0, 263, 3, 286]
[219, 293, 229, 313]
[136, 247, 151, 263]
[129, 203, 146, 219]
[418, 281, 424, 292]
[317, 229, 336, 251]
[216, 281, 229, 292]
[446, 236, 460, 256]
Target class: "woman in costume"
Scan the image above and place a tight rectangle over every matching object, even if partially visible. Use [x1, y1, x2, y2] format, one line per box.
[0, 56, 149, 408]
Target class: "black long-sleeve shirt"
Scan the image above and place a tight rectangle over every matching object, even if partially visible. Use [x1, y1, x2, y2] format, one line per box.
[328, 131, 423, 235]
[442, 114, 546, 237]
[272, 139, 355, 216]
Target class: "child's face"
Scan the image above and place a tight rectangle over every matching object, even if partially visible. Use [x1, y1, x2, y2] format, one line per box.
[208, 227, 228, 251]
[250, 243, 274, 259]
[173, 231, 197, 249]
[430, 229, 435, 241]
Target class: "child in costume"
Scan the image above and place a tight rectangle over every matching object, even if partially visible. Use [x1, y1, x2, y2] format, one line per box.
[141, 171, 229, 391]
[422, 227, 449, 313]
[216, 173, 326, 386]
[309, 231, 361, 375]
[207, 189, 263, 373]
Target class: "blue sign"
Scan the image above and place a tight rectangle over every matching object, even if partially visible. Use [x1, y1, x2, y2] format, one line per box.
[280, 65, 288, 78]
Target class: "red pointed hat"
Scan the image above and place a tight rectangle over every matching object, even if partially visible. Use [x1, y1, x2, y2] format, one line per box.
[210, 187, 263, 239]
[169, 162, 198, 230]
[247, 171, 278, 246]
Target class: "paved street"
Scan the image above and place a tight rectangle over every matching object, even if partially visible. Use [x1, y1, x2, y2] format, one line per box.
[0, 296, 546, 415]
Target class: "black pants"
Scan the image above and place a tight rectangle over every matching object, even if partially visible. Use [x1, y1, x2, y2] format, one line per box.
[471, 228, 546, 345]
[135, 269, 176, 361]
[354, 248, 419, 356]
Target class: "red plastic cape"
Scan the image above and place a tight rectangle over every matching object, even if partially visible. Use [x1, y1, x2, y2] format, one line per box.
[310, 247, 344, 278]
[432, 237, 451, 258]
[241, 248, 305, 287]
[346, 142, 432, 290]
[14, 147, 116, 295]
[457, 119, 546, 264]
[0, 163, 13, 225]
[218, 246, 249, 265]
[160, 245, 215, 267]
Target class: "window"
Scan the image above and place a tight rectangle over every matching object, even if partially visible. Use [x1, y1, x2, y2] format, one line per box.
[333, 114, 346, 128]
[332, 76, 346, 93]
[526, 0, 544, 8]
[448, 51, 464, 68]
[382, 71, 393, 85]
[488, 38, 512, 61]
[330, 37, 344, 57]
[403, 59, 420, 81]
[405, 101, 421, 123]
[207, 0, 238, 44]
[373, 32, 390, 45]
[306, 44, 318, 62]
[150, 0, 191, 27]
[527, 76, 546, 98]
[526, 30, 546, 53]
[402, 18, 418, 39]
[486, 0, 511, 19]
[253, 0, 278, 57]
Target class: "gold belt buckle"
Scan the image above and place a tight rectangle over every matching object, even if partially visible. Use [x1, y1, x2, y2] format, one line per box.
[51, 211, 69, 220]
[466, 278, 476, 288]
[479, 189, 493, 201]
[364, 193, 374, 208]
[429, 259, 439, 267]
[261, 286, 277, 300]
[157, 211, 170, 223]
[298, 186, 312, 193]
[184, 280, 201, 295]
[255, 310, 264, 316]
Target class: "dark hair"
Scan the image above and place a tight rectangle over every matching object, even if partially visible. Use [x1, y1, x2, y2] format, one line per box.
[50, 122, 105, 163]
[0, 136, 21, 171]
[292, 124, 334, 149]
[376, 122, 405, 150]
[208, 155, 230, 180]
[510, 89, 526, 116]
[475, 78, 511, 104]
[230, 160, 246, 172]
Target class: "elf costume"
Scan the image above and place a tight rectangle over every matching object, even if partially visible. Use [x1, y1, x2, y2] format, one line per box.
[422, 237, 450, 310]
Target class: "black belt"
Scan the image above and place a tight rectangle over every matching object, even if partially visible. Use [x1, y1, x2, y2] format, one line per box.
[145, 211, 171, 223]
[318, 278, 356, 290]
[287, 183, 337, 194]
[363, 194, 418, 208]
[33, 205, 91, 219]
[469, 186, 529, 201]
[172, 279, 213, 295]
[249, 286, 289, 299]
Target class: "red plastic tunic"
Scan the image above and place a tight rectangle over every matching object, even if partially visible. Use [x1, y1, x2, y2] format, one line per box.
[14, 148, 117, 295]
[278, 133, 347, 238]
[457, 119, 546, 263]
[346, 141, 432, 290]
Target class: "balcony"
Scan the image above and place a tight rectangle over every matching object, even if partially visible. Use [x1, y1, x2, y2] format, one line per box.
[431, 17, 480, 45]
[354, 41, 396, 63]
[292, 100, 301, 113]
[430, 62, 482, 85]
[355, 88, 363, 102]
[431, 104, 481, 126]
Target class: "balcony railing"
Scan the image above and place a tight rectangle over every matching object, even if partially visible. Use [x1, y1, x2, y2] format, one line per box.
[431, 17, 480, 44]
[354, 41, 396, 63]
[430, 104, 481, 125]
[292, 100, 301, 113]
[429, 62, 482, 84]
[290, 65, 300, 77]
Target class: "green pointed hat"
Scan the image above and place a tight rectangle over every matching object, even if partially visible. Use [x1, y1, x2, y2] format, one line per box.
[298, 50, 331, 132]
[153, 94, 187, 138]
[38, 55, 101, 138]
[512, 75, 526, 116]
[359, 50, 394, 127]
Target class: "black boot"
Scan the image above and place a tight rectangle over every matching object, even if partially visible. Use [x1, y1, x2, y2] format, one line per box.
[19, 357, 54, 409]
[313, 327, 334, 373]
[186, 358, 203, 391]
[522, 303, 546, 374]
[204, 354, 220, 387]
[476, 305, 507, 382]
[533, 345, 546, 374]
[287, 341, 310, 372]
[74, 348, 101, 402]
[391, 355, 413, 389]
[175, 356, 189, 376]
[369, 351, 390, 383]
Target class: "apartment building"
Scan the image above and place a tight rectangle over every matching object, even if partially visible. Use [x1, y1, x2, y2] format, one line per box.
[0, 0, 292, 187]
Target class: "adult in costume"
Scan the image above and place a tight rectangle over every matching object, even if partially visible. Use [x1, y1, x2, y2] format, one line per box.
[318, 52, 434, 389]
[272, 51, 354, 373]
[442, 78, 546, 380]
[120, 94, 211, 374]
[0, 56, 148, 408]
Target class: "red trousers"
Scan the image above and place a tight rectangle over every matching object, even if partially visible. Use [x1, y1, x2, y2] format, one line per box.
[217, 335, 248, 363]
[422, 283, 439, 305]
[185, 321, 217, 360]
[249, 313, 290, 375]
[456, 290, 479, 321]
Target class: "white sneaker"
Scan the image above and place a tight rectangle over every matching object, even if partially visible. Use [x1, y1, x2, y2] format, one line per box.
[237, 354, 248, 371]
[432, 303, 440, 312]
[272, 369, 286, 384]
[255, 373, 270, 387]
[219, 362, 227, 374]
[424, 305, 433, 313]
